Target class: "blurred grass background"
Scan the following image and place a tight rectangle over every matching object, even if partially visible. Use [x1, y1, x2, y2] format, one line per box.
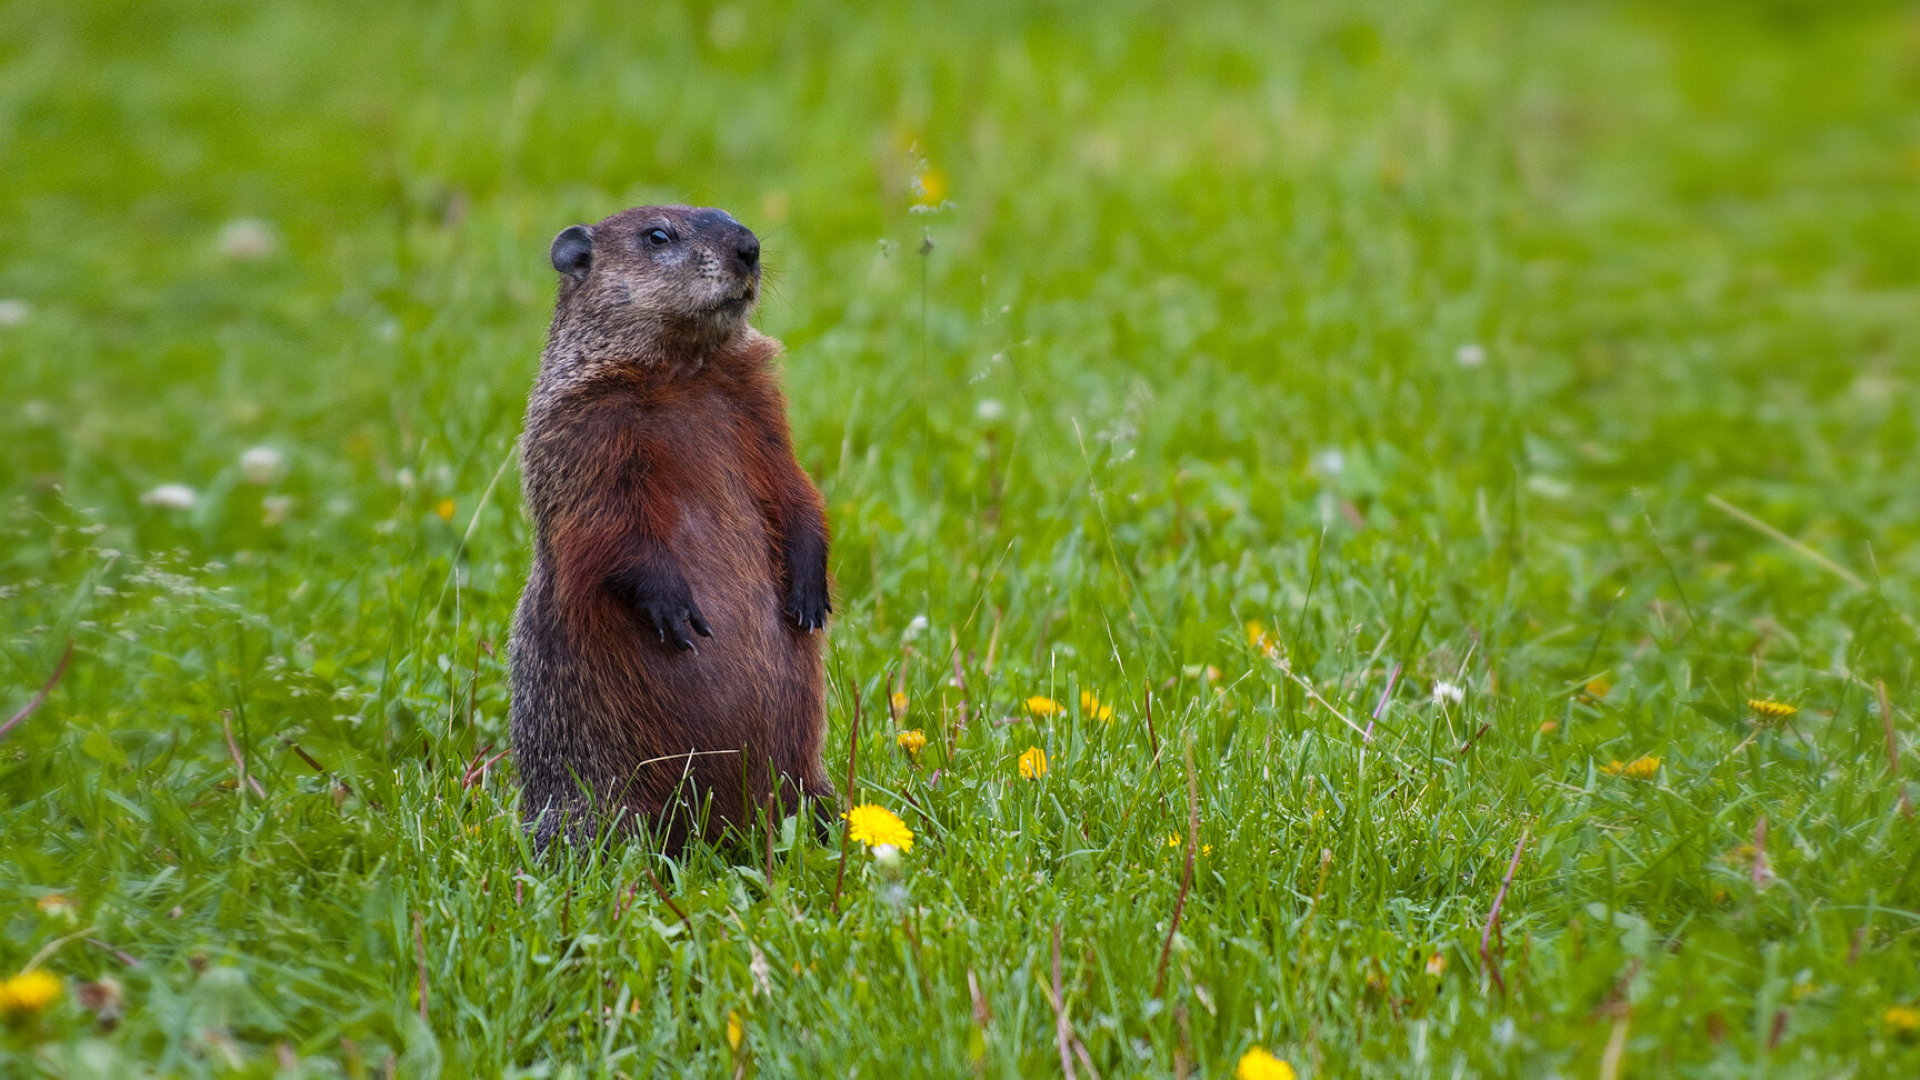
[4, 0, 1920, 1076]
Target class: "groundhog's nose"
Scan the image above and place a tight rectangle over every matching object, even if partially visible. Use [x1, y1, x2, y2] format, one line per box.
[734, 233, 760, 274]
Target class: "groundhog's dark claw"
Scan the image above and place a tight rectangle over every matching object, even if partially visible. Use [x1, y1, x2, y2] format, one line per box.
[614, 564, 711, 652]
[786, 580, 830, 633]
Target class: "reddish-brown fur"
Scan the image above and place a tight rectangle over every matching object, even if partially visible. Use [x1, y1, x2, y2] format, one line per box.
[509, 206, 831, 851]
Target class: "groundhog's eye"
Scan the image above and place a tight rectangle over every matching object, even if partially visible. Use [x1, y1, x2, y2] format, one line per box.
[644, 228, 673, 247]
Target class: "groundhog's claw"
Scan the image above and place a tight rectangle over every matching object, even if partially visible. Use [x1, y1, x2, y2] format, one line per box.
[786, 580, 830, 633]
[637, 596, 710, 651]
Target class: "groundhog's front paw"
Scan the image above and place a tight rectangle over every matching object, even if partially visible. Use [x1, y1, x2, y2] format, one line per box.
[637, 591, 712, 651]
[786, 576, 830, 633]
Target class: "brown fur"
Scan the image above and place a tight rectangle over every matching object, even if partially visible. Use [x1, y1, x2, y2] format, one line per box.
[509, 205, 832, 852]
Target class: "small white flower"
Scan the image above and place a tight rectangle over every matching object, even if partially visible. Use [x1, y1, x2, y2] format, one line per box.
[395, 468, 416, 490]
[1432, 681, 1465, 705]
[1455, 343, 1486, 367]
[976, 398, 1006, 422]
[140, 484, 198, 510]
[0, 299, 30, 326]
[904, 614, 929, 640]
[218, 219, 278, 261]
[239, 445, 286, 485]
[1312, 448, 1346, 476]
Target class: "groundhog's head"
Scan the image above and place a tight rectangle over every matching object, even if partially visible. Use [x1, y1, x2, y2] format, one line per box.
[547, 205, 761, 357]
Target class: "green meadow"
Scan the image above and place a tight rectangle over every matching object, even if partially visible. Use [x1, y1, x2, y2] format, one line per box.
[5, 0, 1920, 1075]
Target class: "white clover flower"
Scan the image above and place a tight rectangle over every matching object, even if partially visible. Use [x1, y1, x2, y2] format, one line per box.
[0, 299, 30, 327]
[239, 445, 286, 485]
[218, 219, 278, 261]
[976, 398, 1006, 422]
[1432, 681, 1465, 706]
[1455, 343, 1486, 367]
[140, 484, 198, 510]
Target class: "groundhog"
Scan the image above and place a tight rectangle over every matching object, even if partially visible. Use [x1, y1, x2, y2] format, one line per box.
[508, 205, 833, 852]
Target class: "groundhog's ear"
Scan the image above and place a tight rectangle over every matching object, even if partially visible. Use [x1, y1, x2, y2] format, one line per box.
[550, 225, 594, 279]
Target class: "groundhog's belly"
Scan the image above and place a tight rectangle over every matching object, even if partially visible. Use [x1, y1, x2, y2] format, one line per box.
[608, 464, 809, 760]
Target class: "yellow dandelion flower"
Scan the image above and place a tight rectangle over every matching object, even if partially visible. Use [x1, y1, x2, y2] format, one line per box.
[435, 498, 456, 521]
[1602, 756, 1660, 780]
[897, 729, 926, 757]
[0, 969, 62, 1015]
[1235, 1047, 1296, 1080]
[1079, 691, 1114, 722]
[1246, 620, 1277, 656]
[1749, 699, 1798, 720]
[1885, 1004, 1920, 1036]
[1018, 745, 1049, 779]
[1025, 696, 1062, 718]
[843, 804, 914, 852]
[1425, 953, 1447, 976]
[889, 691, 908, 718]
[726, 1009, 744, 1050]
[910, 167, 948, 207]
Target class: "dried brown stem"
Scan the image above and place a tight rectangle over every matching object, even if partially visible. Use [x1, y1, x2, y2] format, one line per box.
[412, 911, 430, 1024]
[1456, 723, 1492, 756]
[1142, 680, 1159, 761]
[1154, 743, 1198, 998]
[642, 864, 690, 927]
[1, 639, 73, 743]
[282, 738, 356, 796]
[832, 687, 864, 915]
[1480, 827, 1529, 995]
[1365, 661, 1401, 743]
[1878, 680, 1911, 818]
[462, 745, 511, 789]
[222, 710, 266, 799]
[86, 938, 141, 968]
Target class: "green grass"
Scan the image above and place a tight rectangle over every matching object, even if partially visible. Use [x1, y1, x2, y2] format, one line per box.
[5, 0, 1920, 1075]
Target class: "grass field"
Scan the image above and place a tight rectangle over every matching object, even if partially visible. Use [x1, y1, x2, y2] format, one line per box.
[6, 0, 1920, 1075]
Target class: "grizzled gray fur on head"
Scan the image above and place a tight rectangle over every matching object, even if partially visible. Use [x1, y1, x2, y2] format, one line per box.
[544, 205, 764, 372]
